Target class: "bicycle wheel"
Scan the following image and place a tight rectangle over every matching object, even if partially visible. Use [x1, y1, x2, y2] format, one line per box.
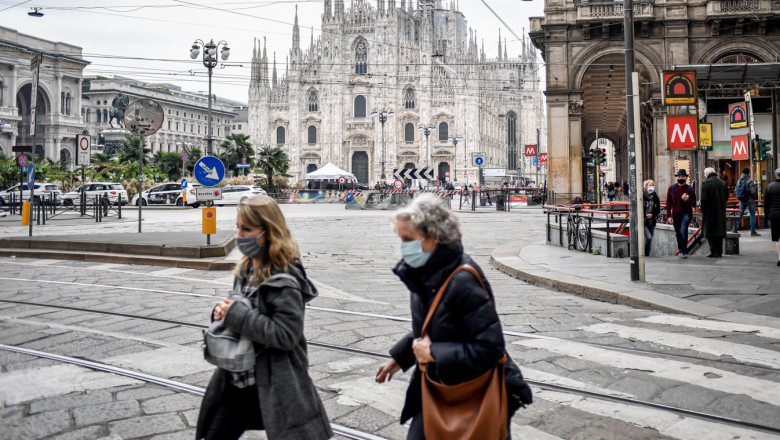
[566, 217, 575, 249]
[575, 217, 590, 250]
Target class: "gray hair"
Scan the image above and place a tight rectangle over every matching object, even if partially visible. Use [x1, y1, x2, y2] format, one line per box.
[390, 194, 461, 244]
[704, 167, 716, 177]
[775, 168, 780, 178]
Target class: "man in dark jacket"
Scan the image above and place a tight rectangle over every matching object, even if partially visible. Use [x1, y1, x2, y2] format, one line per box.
[736, 167, 761, 236]
[666, 169, 697, 259]
[700, 167, 729, 258]
[765, 168, 780, 266]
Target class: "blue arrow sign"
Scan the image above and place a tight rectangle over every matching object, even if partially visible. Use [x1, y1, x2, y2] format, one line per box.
[27, 165, 35, 190]
[181, 178, 188, 189]
[194, 156, 225, 187]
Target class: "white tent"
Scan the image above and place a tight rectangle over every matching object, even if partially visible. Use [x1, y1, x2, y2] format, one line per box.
[305, 163, 357, 182]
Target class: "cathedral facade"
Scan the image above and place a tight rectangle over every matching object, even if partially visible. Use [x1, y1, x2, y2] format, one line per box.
[248, 0, 545, 186]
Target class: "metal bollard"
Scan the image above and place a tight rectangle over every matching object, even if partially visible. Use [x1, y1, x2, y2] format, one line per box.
[118, 197, 122, 219]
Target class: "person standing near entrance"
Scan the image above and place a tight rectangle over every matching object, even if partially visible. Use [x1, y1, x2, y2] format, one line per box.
[700, 167, 729, 258]
[666, 169, 697, 259]
[765, 168, 780, 266]
[606, 182, 616, 202]
[735, 167, 761, 236]
[642, 179, 661, 256]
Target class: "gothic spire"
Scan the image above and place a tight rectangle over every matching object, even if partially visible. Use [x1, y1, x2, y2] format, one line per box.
[498, 29, 502, 61]
[292, 5, 300, 51]
[335, 0, 344, 18]
[504, 38, 508, 60]
[323, 0, 331, 21]
[272, 52, 277, 87]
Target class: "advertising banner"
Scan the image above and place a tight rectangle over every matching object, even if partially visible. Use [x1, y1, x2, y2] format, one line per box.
[729, 102, 748, 129]
[662, 71, 697, 105]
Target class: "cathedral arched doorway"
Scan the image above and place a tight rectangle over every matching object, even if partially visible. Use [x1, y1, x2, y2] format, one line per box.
[60, 148, 72, 167]
[306, 163, 317, 174]
[16, 83, 50, 157]
[351, 151, 368, 184]
[437, 162, 450, 183]
[404, 162, 415, 169]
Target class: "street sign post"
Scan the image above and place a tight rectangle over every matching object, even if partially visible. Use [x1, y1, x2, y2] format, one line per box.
[195, 187, 223, 200]
[393, 179, 403, 189]
[27, 165, 35, 190]
[472, 152, 486, 167]
[17, 154, 29, 168]
[77, 135, 90, 166]
[181, 178, 188, 189]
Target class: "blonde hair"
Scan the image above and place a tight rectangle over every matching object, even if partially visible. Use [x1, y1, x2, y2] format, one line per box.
[233, 196, 300, 284]
[643, 179, 655, 190]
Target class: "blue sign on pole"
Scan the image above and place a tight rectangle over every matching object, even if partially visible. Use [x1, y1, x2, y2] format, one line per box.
[193, 156, 225, 187]
[236, 163, 251, 168]
[475, 157, 484, 166]
[181, 178, 188, 189]
[532, 157, 538, 167]
[27, 165, 35, 190]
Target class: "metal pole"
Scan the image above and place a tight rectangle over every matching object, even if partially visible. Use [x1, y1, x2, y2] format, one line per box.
[536, 128, 540, 190]
[381, 116, 386, 181]
[207, 68, 213, 156]
[633, 72, 646, 280]
[453, 138, 457, 183]
[138, 136, 143, 233]
[624, 0, 642, 281]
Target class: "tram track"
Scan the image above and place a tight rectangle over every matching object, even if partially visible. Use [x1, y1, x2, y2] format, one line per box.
[2, 299, 780, 435]
[1, 276, 778, 374]
[0, 343, 388, 440]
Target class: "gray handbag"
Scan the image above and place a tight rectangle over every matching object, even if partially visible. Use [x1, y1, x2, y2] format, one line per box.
[203, 294, 256, 372]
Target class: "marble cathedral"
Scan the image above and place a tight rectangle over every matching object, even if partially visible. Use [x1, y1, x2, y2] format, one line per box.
[248, 0, 544, 185]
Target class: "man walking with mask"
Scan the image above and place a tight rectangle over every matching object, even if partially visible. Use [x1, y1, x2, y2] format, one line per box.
[667, 169, 697, 259]
[735, 167, 761, 236]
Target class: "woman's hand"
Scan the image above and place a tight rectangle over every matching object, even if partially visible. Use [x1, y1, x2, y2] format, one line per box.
[375, 359, 401, 383]
[412, 335, 435, 364]
[212, 297, 235, 321]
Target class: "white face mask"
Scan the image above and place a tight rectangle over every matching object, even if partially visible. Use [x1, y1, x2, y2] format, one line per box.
[647, 186, 655, 194]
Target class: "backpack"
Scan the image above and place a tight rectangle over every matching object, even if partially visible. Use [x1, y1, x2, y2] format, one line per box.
[735, 176, 755, 202]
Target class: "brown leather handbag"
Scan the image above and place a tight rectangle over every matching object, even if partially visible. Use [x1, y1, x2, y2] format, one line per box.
[418, 264, 508, 440]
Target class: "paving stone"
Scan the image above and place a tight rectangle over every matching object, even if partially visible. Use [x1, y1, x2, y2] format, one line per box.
[2, 409, 71, 439]
[333, 405, 396, 433]
[29, 390, 113, 414]
[74, 400, 141, 426]
[141, 393, 201, 414]
[180, 408, 200, 427]
[148, 429, 198, 440]
[115, 385, 175, 402]
[653, 384, 720, 412]
[47, 425, 107, 440]
[607, 376, 662, 401]
[108, 413, 187, 439]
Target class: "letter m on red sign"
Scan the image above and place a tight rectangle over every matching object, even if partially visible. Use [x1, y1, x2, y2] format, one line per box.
[524, 145, 537, 156]
[732, 135, 749, 160]
[666, 115, 698, 150]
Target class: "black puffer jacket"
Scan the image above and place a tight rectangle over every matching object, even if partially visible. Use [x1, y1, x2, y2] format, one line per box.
[390, 242, 506, 423]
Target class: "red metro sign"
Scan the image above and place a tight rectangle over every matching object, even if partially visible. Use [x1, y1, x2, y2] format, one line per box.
[666, 115, 698, 150]
[732, 134, 749, 160]
[524, 145, 537, 157]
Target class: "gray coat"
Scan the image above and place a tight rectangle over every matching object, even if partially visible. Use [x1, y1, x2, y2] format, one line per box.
[701, 174, 729, 238]
[196, 261, 332, 440]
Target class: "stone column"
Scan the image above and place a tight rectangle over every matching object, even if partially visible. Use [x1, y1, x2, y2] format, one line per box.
[76, 79, 82, 119]
[10, 65, 18, 111]
[56, 74, 63, 115]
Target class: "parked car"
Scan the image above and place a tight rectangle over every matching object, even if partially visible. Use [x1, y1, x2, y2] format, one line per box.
[251, 186, 268, 196]
[216, 185, 266, 205]
[0, 183, 61, 205]
[177, 183, 203, 208]
[131, 182, 182, 206]
[61, 182, 129, 206]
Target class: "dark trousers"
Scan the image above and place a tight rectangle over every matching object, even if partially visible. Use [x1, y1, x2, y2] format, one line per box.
[406, 412, 512, 440]
[708, 237, 724, 257]
[204, 380, 262, 440]
[673, 213, 692, 254]
[644, 223, 656, 256]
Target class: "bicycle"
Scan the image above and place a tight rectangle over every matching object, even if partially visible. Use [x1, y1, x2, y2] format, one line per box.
[565, 205, 590, 251]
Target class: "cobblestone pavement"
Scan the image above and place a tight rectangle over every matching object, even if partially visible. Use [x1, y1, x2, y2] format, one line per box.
[1, 205, 779, 439]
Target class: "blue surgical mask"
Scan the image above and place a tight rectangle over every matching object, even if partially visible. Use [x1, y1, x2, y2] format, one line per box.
[237, 230, 267, 259]
[401, 240, 433, 268]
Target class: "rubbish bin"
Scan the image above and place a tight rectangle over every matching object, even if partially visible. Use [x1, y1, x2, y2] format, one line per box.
[496, 192, 505, 211]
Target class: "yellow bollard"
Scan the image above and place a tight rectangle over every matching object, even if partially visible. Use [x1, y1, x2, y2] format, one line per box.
[202, 207, 216, 234]
[21, 201, 31, 225]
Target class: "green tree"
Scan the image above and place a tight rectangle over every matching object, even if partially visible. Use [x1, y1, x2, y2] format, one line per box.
[182, 145, 203, 177]
[255, 145, 290, 194]
[152, 151, 185, 181]
[0, 156, 20, 190]
[219, 134, 254, 177]
[117, 136, 151, 166]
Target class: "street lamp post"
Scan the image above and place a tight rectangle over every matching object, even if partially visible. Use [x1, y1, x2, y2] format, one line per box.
[448, 134, 463, 183]
[370, 106, 394, 183]
[189, 39, 230, 156]
[419, 124, 435, 171]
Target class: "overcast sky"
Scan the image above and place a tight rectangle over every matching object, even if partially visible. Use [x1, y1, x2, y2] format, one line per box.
[1, 0, 545, 103]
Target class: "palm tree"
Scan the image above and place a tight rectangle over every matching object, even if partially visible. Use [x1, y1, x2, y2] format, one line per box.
[255, 144, 290, 194]
[182, 145, 203, 177]
[153, 151, 186, 181]
[220, 134, 254, 177]
[117, 136, 151, 166]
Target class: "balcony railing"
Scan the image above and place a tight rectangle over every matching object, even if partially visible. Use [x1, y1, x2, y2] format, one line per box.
[707, 0, 774, 17]
[577, 1, 654, 22]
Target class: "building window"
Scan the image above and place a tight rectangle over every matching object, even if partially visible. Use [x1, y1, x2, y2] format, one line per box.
[354, 95, 366, 118]
[277, 126, 286, 144]
[168, 121, 172, 130]
[308, 126, 317, 144]
[0, 80, 4, 106]
[238, 124, 242, 129]
[96, 109, 101, 123]
[438, 122, 448, 141]
[405, 123, 415, 142]
[103, 109, 108, 123]
[404, 87, 415, 109]
[176, 122, 179, 131]
[61, 92, 66, 114]
[355, 40, 367, 74]
[85, 109, 90, 122]
[308, 89, 319, 112]
[66, 93, 72, 115]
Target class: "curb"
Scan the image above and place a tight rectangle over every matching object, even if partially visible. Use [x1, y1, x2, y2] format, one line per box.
[489, 242, 730, 318]
[0, 248, 235, 270]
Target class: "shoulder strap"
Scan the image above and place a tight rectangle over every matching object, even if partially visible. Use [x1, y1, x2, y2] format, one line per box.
[420, 264, 490, 337]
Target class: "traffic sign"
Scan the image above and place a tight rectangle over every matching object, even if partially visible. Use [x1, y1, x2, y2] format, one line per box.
[182, 151, 189, 162]
[392, 167, 434, 180]
[202, 207, 217, 235]
[27, 165, 35, 190]
[181, 178, 188, 189]
[393, 179, 403, 189]
[475, 156, 484, 166]
[472, 152, 486, 167]
[194, 156, 225, 187]
[196, 187, 224, 201]
[17, 154, 29, 167]
[236, 163, 251, 168]
[338, 176, 346, 184]
[77, 135, 90, 166]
